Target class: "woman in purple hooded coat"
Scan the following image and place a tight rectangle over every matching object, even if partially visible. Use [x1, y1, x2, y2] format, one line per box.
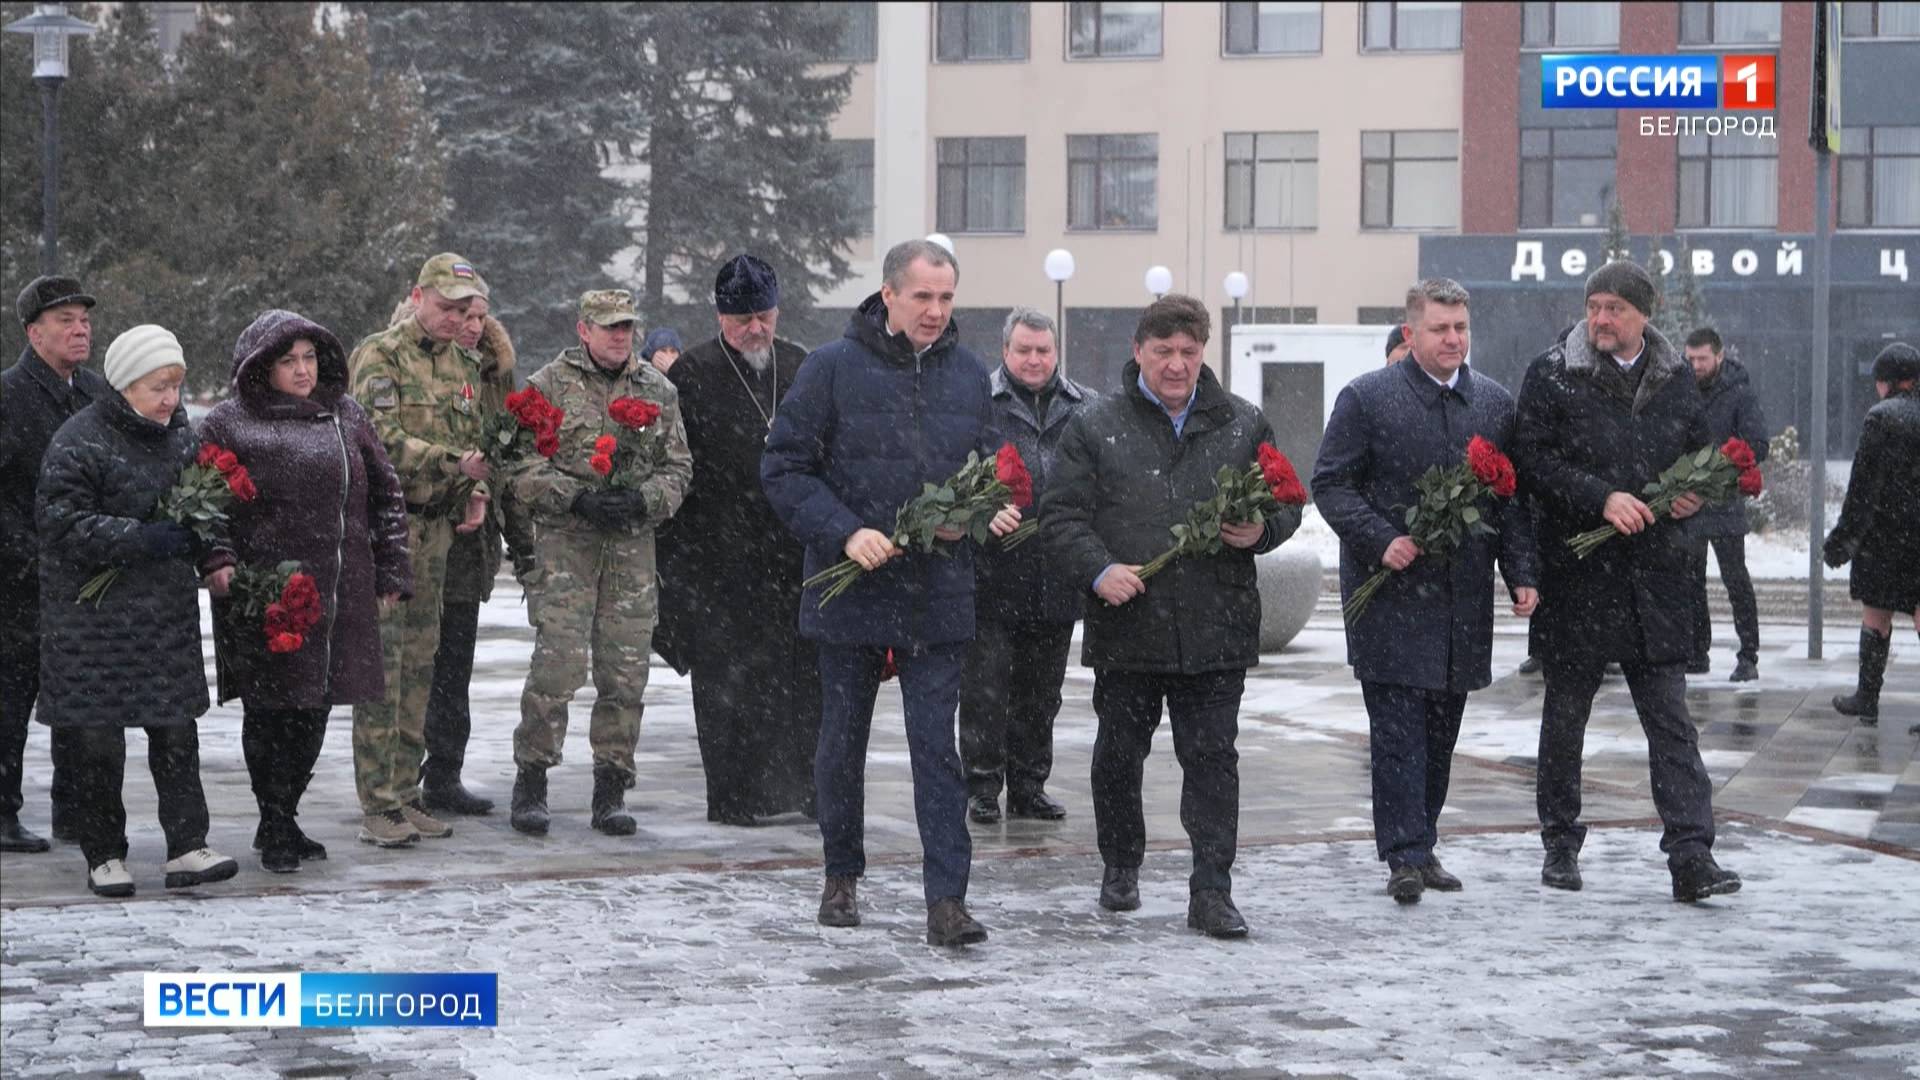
[198, 310, 412, 872]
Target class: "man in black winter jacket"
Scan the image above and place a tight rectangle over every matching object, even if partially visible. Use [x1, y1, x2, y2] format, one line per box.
[1683, 327, 1768, 681]
[1046, 294, 1302, 938]
[1511, 260, 1742, 905]
[0, 276, 105, 853]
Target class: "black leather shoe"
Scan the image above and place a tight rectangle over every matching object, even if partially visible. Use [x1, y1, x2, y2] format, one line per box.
[250, 822, 327, 861]
[1420, 859, 1463, 892]
[1671, 854, 1742, 902]
[1518, 655, 1543, 675]
[926, 897, 988, 946]
[818, 875, 860, 927]
[967, 793, 1001, 824]
[422, 779, 495, 816]
[1542, 849, 1582, 891]
[0, 815, 50, 853]
[1099, 865, 1140, 911]
[1388, 865, 1424, 905]
[1007, 790, 1066, 820]
[1187, 889, 1249, 938]
[1730, 658, 1759, 682]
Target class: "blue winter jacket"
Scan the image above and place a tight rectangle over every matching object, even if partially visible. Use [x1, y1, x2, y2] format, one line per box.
[761, 294, 998, 647]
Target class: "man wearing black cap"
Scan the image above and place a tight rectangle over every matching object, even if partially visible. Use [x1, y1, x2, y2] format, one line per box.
[1823, 342, 1920, 729]
[1383, 325, 1411, 366]
[0, 276, 106, 852]
[655, 254, 822, 826]
[1511, 259, 1742, 904]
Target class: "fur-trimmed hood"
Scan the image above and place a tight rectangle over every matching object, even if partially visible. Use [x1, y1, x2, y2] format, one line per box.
[1557, 319, 1686, 415]
[389, 296, 515, 380]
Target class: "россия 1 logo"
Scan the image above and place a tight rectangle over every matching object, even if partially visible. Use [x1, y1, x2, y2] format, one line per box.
[1542, 54, 1776, 110]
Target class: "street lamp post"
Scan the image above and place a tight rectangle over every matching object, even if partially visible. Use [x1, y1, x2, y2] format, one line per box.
[1223, 271, 1249, 394]
[1044, 248, 1075, 375]
[1144, 265, 1172, 299]
[6, 3, 97, 276]
[924, 232, 955, 255]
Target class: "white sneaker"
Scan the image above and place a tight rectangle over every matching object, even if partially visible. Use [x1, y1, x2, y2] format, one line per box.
[163, 847, 239, 889]
[88, 858, 135, 898]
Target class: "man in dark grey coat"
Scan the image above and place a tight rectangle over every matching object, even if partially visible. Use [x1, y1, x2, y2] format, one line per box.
[961, 307, 1093, 826]
[1512, 260, 1741, 904]
[0, 276, 106, 853]
[1047, 294, 1302, 938]
[1313, 279, 1538, 904]
[1683, 327, 1768, 682]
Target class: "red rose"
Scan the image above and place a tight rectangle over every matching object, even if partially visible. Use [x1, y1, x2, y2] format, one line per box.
[265, 602, 292, 635]
[590, 453, 614, 476]
[880, 649, 898, 682]
[535, 431, 560, 458]
[995, 444, 1034, 509]
[282, 573, 322, 620]
[1467, 436, 1514, 495]
[227, 468, 258, 502]
[594, 434, 619, 456]
[196, 444, 221, 468]
[1737, 467, 1763, 497]
[1719, 437, 1757, 472]
[609, 397, 660, 429]
[1491, 460, 1517, 499]
[213, 449, 240, 474]
[1257, 443, 1308, 505]
[267, 632, 304, 654]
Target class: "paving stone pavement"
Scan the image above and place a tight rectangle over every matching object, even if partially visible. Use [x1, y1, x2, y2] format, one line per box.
[2, 584, 1916, 1077]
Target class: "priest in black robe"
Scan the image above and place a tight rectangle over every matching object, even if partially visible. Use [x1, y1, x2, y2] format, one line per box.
[657, 254, 820, 824]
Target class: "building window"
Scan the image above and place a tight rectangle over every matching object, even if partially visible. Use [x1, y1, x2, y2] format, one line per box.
[1678, 2, 1781, 45]
[1224, 132, 1317, 230]
[936, 2, 1030, 61]
[1521, 2, 1620, 47]
[812, 2, 878, 62]
[1357, 306, 1405, 325]
[1842, 1, 1920, 37]
[1840, 126, 1920, 228]
[1223, 2, 1322, 54]
[1519, 127, 1618, 229]
[833, 139, 875, 234]
[1360, 130, 1459, 230]
[1361, 1, 1461, 51]
[1067, 134, 1158, 230]
[1068, 2, 1163, 58]
[937, 137, 1026, 233]
[1677, 132, 1777, 228]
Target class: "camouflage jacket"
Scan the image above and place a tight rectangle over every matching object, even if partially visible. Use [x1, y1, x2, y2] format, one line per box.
[508, 346, 692, 531]
[346, 315, 494, 515]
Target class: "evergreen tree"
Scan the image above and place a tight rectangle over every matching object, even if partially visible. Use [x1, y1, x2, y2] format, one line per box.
[1653, 235, 1714, 344]
[1598, 191, 1630, 268]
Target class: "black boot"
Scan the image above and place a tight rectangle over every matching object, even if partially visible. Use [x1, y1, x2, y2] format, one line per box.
[590, 765, 635, 836]
[1186, 889, 1249, 938]
[257, 817, 301, 874]
[0, 814, 50, 853]
[422, 772, 496, 816]
[1671, 853, 1742, 902]
[1099, 865, 1140, 911]
[510, 767, 549, 835]
[926, 897, 988, 946]
[1833, 627, 1889, 724]
[253, 772, 326, 860]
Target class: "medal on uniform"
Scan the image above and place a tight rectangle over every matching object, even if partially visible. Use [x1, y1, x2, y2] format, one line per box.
[455, 381, 474, 414]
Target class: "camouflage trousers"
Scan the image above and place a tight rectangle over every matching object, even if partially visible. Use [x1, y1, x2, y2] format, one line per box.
[351, 513, 452, 814]
[514, 522, 657, 779]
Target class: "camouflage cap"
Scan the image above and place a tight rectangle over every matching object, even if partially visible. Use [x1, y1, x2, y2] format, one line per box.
[416, 253, 490, 301]
[579, 289, 639, 327]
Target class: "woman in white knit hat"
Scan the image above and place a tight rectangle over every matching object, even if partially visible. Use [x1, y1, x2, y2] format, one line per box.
[34, 324, 239, 897]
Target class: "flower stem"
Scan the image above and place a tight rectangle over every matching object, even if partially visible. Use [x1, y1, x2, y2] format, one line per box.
[1341, 568, 1392, 623]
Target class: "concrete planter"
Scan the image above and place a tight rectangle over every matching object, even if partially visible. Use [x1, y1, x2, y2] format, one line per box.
[1257, 546, 1323, 651]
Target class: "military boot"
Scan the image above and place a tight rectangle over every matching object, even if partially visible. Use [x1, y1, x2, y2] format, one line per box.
[510, 767, 550, 836]
[1833, 628, 1889, 724]
[590, 765, 637, 836]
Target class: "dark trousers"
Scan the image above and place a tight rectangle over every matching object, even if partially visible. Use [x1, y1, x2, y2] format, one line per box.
[1537, 660, 1715, 864]
[815, 642, 970, 906]
[422, 598, 480, 783]
[69, 723, 212, 869]
[0, 612, 77, 822]
[1090, 667, 1246, 893]
[1361, 681, 1467, 869]
[959, 618, 1074, 801]
[240, 704, 330, 833]
[1691, 536, 1761, 665]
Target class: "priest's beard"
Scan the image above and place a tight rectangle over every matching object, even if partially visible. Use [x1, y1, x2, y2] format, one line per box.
[740, 346, 773, 373]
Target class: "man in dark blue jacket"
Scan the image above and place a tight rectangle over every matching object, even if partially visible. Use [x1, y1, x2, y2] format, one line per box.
[1, 276, 106, 853]
[962, 307, 1094, 826]
[1313, 279, 1538, 904]
[1683, 326, 1768, 681]
[762, 239, 1020, 948]
[1047, 294, 1302, 938]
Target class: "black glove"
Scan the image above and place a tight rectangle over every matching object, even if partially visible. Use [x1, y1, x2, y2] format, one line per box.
[1822, 535, 1850, 569]
[572, 489, 646, 530]
[139, 522, 197, 561]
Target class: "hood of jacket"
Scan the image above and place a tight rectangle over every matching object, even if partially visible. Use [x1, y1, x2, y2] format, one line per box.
[230, 309, 349, 416]
[847, 291, 961, 366]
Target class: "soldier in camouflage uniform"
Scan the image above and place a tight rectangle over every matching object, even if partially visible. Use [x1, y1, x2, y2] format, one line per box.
[506, 289, 691, 837]
[346, 253, 498, 848]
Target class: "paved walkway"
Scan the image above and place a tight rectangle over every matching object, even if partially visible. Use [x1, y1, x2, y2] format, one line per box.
[1, 588, 1916, 1077]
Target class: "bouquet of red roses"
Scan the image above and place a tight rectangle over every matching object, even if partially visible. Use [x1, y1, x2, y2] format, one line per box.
[487, 385, 563, 463]
[1342, 435, 1518, 623]
[227, 560, 324, 655]
[589, 396, 670, 488]
[78, 442, 257, 605]
[803, 448, 1028, 607]
[1134, 443, 1307, 582]
[1566, 437, 1762, 559]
